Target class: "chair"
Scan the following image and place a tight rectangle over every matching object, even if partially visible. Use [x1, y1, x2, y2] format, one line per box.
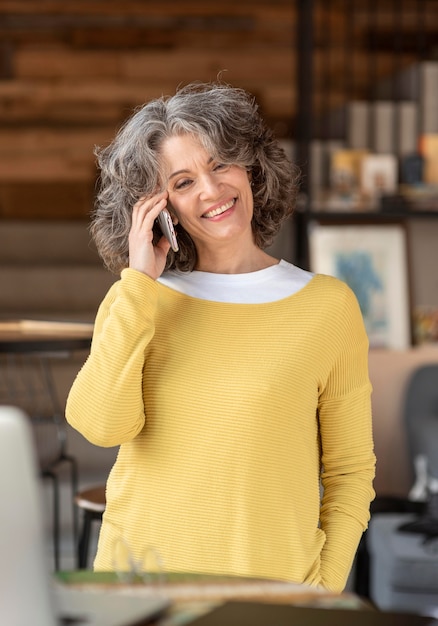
[75, 484, 106, 568]
[403, 364, 438, 502]
[0, 352, 78, 571]
[365, 363, 438, 615]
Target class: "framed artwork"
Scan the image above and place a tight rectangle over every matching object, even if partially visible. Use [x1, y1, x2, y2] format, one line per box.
[308, 222, 411, 350]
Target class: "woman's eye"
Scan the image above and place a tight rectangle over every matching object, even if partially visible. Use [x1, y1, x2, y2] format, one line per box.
[175, 179, 191, 190]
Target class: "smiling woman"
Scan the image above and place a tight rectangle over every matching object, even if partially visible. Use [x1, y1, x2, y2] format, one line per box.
[66, 81, 376, 594]
[90, 81, 299, 275]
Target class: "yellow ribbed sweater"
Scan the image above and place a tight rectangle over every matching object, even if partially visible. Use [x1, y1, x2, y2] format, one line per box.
[66, 268, 375, 593]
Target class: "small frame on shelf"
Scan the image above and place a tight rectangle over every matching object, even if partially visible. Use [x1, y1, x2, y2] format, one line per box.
[360, 154, 398, 201]
[412, 305, 438, 345]
[308, 222, 411, 350]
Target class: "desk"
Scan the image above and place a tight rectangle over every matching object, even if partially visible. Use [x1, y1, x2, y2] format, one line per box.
[55, 571, 371, 625]
[0, 319, 93, 353]
[0, 319, 94, 570]
[0, 318, 93, 411]
[0, 318, 93, 428]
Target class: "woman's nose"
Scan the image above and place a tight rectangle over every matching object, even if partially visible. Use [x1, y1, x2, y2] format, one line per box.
[199, 173, 221, 198]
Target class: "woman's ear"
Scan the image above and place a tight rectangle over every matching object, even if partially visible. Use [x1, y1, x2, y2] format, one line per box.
[166, 198, 179, 225]
[169, 211, 179, 225]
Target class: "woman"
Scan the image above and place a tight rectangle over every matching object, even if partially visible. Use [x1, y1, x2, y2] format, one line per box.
[66, 81, 375, 593]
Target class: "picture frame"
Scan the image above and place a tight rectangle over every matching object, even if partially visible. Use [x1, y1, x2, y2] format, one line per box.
[360, 154, 398, 200]
[308, 222, 411, 350]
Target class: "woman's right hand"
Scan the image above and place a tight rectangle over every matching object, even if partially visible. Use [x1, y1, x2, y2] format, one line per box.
[128, 191, 172, 280]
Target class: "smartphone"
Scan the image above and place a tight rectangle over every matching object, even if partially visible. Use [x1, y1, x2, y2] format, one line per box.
[157, 208, 179, 252]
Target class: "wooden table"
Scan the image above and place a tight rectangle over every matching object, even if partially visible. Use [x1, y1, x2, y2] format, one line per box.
[0, 319, 94, 353]
[0, 318, 93, 418]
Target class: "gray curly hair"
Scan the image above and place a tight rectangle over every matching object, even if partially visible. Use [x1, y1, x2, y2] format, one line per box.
[91, 81, 300, 274]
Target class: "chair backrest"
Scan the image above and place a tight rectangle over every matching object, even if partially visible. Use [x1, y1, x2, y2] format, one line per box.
[403, 363, 438, 485]
[0, 352, 66, 469]
[0, 405, 57, 626]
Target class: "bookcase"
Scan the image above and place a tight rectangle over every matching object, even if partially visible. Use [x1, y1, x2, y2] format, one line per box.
[292, 0, 438, 350]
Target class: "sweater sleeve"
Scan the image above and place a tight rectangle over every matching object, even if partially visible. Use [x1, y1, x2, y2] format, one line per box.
[317, 283, 376, 593]
[65, 268, 159, 447]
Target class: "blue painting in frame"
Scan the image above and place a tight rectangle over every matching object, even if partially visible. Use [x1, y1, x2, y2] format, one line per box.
[308, 222, 411, 350]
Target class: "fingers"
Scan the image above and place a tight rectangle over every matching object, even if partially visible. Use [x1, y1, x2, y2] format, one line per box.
[132, 191, 168, 228]
[128, 191, 171, 280]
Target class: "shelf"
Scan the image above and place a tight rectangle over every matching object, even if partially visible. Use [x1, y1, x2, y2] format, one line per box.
[304, 210, 438, 222]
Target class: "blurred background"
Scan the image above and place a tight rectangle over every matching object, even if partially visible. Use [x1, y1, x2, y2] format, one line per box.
[1, 0, 438, 317]
[1, 0, 438, 608]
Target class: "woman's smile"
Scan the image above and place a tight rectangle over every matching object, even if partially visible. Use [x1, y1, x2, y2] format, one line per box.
[202, 198, 236, 219]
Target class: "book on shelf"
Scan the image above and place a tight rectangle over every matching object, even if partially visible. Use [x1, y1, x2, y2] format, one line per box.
[372, 101, 395, 154]
[309, 140, 345, 194]
[346, 101, 369, 150]
[375, 61, 438, 134]
[309, 141, 325, 193]
[420, 61, 438, 134]
[346, 99, 419, 158]
[397, 100, 419, 157]
[419, 133, 438, 184]
[400, 153, 424, 186]
[330, 149, 369, 189]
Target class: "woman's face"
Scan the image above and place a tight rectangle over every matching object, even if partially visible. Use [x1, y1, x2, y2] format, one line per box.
[159, 134, 254, 258]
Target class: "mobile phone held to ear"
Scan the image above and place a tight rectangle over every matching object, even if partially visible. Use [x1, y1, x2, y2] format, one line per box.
[157, 208, 179, 252]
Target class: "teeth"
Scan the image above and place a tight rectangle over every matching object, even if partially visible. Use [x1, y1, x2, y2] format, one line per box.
[203, 199, 235, 218]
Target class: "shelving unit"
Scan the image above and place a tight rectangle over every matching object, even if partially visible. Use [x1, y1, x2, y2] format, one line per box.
[307, 210, 438, 222]
[293, 0, 438, 348]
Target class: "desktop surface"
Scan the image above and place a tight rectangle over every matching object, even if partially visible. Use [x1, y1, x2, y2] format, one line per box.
[187, 601, 438, 626]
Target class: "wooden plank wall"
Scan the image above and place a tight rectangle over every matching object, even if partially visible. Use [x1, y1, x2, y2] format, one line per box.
[0, 0, 436, 219]
[0, 1, 296, 219]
